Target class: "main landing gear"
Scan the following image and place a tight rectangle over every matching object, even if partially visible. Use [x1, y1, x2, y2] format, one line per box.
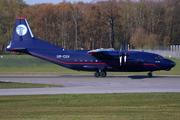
[94, 71, 153, 77]
[94, 71, 107, 77]
[147, 71, 152, 77]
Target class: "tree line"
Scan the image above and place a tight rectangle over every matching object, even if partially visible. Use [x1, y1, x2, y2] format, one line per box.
[0, 0, 180, 52]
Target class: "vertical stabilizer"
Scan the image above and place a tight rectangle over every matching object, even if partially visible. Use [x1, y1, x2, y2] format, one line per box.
[12, 17, 34, 41]
[7, 17, 66, 52]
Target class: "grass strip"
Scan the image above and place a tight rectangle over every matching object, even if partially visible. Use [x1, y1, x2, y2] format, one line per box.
[0, 93, 180, 120]
[0, 82, 62, 89]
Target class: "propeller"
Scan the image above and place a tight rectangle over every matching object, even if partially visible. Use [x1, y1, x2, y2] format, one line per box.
[119, 45, 122, 66]
[119, 44, 129, 66]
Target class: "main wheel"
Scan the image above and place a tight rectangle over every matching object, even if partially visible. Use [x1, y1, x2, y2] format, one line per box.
[148, 72, 152, 77]
[94, 72, 100, 77]
[100, 71, 107, 77]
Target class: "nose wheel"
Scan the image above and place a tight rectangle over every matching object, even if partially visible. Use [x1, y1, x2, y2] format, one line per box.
[94, 71, 107, 77]
[148, 72, 152, 77]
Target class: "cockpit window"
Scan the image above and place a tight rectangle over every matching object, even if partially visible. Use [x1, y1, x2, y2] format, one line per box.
[155, 56, 164, 60]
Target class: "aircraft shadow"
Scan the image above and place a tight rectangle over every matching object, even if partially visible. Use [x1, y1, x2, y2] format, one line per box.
[0, 81, 12, 83]
[107, 75, 167, 79]
[128, 75, 153, 79]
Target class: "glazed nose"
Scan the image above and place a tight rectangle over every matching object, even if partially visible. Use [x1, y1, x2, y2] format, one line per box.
[171, 61, 176, 67]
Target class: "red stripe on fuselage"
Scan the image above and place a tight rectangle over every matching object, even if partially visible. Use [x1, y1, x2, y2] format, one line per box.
[144, 63, 161, 70]
[30, 52, 161, 69]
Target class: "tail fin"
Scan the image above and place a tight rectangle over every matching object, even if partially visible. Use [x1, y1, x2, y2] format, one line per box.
[12, 17, 34, 41]
[6, 17, 66, 52]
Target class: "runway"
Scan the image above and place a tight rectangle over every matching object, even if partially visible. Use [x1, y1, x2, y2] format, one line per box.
[0, 75, 180, 95]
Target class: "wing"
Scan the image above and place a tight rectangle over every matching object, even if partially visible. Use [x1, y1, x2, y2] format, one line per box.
[88, 49, 117, 60]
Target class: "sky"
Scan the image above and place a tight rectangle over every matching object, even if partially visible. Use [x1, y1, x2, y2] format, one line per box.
[24, 0, 98, 5]
[23, 0, 138, 5]
[24, 0, 139, 5]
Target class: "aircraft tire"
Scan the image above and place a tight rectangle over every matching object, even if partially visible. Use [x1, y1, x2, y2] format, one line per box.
[100, 71, 107, 77]
[94, 72, 100, 77]
[148, 72, 152, 77]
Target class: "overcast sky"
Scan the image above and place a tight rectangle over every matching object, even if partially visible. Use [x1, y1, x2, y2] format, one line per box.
[24, 0, 99, 5]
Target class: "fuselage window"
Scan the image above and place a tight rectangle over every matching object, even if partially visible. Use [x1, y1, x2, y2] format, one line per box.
[75, 60, 77, 62]
[85, 60, 87, 62]
[90, 60, 93, 62]
[80, 60, 82, 62]
[127, 59, 134, 63]
[96, 60, 98, 62]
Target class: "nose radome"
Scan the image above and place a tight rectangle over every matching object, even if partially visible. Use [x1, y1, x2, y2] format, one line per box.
[171, 61, 176, 67]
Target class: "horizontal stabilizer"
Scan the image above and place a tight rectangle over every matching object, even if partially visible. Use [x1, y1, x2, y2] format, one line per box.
[12, 48, 26, 50]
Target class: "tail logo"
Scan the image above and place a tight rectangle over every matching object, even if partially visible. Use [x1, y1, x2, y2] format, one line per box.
[16, 24, 27, 36]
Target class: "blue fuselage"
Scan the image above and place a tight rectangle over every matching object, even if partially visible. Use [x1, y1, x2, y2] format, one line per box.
[28, 48, 175, 72]
[6, 38, 176, 73]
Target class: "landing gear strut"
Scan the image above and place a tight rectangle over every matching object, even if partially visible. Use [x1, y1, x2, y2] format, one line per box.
[94, 71, 107, 77]
[148, 72, 152, 77]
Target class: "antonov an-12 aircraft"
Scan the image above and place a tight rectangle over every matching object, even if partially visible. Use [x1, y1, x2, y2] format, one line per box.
[6, 17, 176, 77]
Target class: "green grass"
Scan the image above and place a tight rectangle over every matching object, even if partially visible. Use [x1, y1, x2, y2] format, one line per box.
[0, 82, 62, 89]
[0, 55, 179, 75]
[0, 55, 92, 75]
[0, 93, 180, 120]
[0, 55, 180, 119]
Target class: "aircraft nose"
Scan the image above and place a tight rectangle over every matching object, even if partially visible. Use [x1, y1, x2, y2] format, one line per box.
[171, 61, 176, 67]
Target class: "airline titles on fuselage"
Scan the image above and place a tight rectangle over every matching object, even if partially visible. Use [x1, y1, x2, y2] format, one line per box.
[56, 55, 70, 59]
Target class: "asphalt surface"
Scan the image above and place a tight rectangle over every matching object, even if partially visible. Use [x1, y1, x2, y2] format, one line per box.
[0, 75, 180, 95]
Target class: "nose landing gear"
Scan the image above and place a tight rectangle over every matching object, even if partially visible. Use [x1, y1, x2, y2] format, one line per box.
[148, 71, 152, 77]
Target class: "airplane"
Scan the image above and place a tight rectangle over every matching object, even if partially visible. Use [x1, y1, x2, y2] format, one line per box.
[6, 17, 176, 77]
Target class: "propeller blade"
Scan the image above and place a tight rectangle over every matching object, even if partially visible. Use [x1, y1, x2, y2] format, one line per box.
[125, 44, 127, 52]
[124, 55, 126, 63]
[119, 45, 123, 66]
[124, 44, 127, 64]
[120, 45, 122, 55]
[120, 56, 122, 66]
